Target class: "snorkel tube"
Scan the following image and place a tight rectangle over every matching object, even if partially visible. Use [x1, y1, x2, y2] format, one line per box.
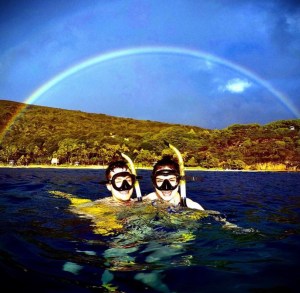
[164, 141, 187, 207]
[119, 152, 142, 202]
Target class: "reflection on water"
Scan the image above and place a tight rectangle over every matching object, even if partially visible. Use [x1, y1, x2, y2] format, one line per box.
[0, 168, 299, 292]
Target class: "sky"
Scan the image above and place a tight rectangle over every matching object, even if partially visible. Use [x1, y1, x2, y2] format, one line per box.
[0, 0, 299, 129]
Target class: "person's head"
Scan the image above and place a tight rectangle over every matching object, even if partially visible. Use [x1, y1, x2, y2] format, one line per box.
[151, 155, 180, 202]
[105, 160, 135, 202]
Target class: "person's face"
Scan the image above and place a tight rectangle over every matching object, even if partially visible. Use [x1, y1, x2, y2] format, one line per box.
[153, 167, 179, 202]
[106, 167, 134, 202]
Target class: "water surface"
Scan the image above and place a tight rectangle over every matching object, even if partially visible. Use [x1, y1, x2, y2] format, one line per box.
[0, 168, 299, 292]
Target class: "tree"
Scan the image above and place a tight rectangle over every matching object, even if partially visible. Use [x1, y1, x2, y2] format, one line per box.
[57, 138, 80, 164]
[186, 156, 198, 167]
[135, 149, 157, 166]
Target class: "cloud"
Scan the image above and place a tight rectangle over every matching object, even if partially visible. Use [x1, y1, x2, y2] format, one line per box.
[219, 78, 252, 94]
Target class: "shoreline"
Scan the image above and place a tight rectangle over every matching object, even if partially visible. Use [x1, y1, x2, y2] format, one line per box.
[0, 164, 298, 172]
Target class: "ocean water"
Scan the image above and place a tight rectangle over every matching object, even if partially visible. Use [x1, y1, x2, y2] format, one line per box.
[0, 168, 299, 293]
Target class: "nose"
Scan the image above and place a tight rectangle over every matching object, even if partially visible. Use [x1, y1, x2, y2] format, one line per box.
[119, 179, 132, 191]
[159, 179, 173, 190]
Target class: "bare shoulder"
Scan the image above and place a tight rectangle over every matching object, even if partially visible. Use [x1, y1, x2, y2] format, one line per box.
[142, 192, 158, 201]
[186, 198, 205, 210]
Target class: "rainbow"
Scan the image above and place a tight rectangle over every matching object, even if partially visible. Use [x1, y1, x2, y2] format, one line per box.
[1, 46, 299, 142]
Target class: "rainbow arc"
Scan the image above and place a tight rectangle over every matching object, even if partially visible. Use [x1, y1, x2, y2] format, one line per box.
[1, 46, 298, 142]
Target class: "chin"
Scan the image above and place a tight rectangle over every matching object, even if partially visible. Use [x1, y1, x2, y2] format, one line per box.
[120, 194, 131, 200]
[160, 194, 173, 201]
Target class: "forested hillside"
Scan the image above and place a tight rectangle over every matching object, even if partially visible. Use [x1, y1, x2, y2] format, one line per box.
[0, 99, 299, 170]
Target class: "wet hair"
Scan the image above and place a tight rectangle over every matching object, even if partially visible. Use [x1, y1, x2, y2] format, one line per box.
[152, 155, 180, 176]
[105, 160, 130, 180]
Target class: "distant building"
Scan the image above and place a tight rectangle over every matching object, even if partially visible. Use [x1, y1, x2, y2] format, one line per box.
[51, 158, 59, 165]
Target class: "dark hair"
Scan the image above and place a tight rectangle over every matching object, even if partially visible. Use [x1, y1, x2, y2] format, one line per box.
[105, 160, 130, 180]
[152, 155, 179, 176]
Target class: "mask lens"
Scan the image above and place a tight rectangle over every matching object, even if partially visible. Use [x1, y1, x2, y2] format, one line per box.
[111, 172, 135, 191]
[114, 176, 132, 188]
[152, 169, 179, 191]
[155, 176, 177, 187]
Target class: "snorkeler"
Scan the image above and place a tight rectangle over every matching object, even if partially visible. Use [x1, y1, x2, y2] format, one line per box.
[143, 155, 205, 210]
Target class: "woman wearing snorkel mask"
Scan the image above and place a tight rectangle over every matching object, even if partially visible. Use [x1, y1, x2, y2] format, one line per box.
[144, 156, 204, 210]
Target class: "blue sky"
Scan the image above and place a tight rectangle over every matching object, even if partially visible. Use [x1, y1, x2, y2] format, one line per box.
[0, 0, 299, 129]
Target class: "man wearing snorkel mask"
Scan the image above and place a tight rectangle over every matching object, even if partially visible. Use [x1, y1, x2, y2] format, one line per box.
[105, 160, 137, 202]
[144, 156, 204, 210]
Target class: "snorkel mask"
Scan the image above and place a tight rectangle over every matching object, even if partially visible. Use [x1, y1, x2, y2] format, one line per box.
[109, 171, 136, 191]
[152, 169, 180, 191]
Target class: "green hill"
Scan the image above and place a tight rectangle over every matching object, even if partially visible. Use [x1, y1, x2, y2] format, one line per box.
[0, 99, 299, 170]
